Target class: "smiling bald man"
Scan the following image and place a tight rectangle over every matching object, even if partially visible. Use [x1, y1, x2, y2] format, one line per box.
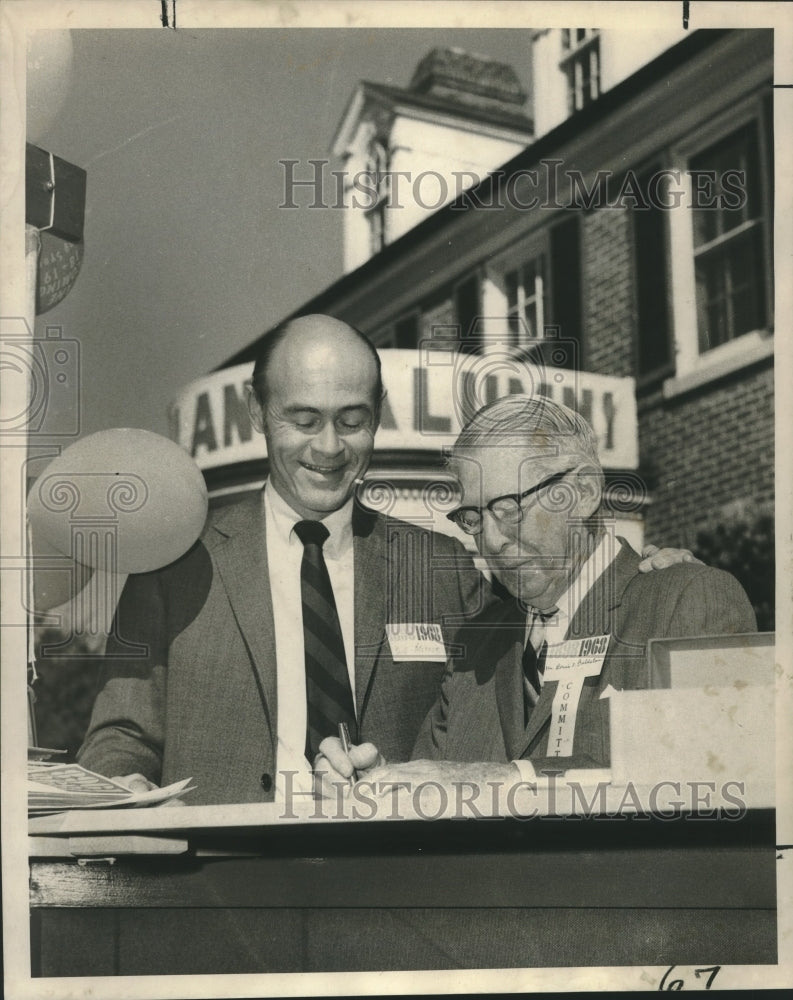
[78, 315, 491, 804]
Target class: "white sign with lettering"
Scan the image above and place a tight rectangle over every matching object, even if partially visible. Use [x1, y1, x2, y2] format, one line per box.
[169, 350, 638, 471]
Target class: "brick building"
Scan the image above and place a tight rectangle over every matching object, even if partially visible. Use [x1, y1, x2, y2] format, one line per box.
[171, 28, 774, 610]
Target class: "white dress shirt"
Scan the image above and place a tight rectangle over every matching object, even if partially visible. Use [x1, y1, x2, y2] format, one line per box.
[264, 482, 355, 799]
[523, 532, 620, 648]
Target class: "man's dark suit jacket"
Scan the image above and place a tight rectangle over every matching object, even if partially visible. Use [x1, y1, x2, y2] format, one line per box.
[77, 491, 491, 803]
[412, 539, 757, 770]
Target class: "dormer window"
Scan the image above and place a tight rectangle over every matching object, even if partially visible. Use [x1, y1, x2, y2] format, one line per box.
[365, 140, 390, 198]
[560, 29, 600, 114]
[332, 48, 532, 272]
[365, 139, 390, 255]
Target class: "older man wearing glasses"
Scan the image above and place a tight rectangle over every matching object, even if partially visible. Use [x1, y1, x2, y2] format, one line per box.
[316, 395, 756, 789]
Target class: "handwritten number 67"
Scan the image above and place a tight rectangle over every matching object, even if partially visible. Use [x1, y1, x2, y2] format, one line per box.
[659, 966, 721, 991]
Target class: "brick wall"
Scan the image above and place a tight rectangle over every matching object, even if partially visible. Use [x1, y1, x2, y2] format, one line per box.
[581, 207, 635, 377]
[637, 362, 774, 547]
[580, 202, 774, 552]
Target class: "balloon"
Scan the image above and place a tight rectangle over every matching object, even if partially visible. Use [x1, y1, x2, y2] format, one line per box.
[30, 528, 94, 613]
[28, 428, 208, 574]
[27, 31, 74, 144]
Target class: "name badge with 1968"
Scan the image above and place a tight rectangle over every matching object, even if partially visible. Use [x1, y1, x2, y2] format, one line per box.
[386, 623, 447, 662]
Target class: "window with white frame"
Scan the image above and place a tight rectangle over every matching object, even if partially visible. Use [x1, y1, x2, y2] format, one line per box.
[560, 29, 600, 115]
[665, 97, 772, 388]
[690, 120, 768, 353]
[504, 255, 547, 346]
[486, 217, 582, 369]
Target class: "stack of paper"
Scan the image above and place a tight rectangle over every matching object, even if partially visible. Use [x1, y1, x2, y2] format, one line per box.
[28, 762, 194, 812]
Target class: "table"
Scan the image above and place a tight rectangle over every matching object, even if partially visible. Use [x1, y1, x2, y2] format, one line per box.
[29, 807, 777, 976]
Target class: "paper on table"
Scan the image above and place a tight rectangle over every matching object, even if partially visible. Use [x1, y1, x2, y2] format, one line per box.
[27, 762, 195, 812]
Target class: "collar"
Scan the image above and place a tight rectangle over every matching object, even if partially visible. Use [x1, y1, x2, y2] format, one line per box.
[526, 532, 618, 634]
[264, 480, 354, 557]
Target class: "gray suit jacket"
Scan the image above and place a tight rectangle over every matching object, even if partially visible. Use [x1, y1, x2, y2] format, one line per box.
[412, 540, 757, 770]
[78, 491, 491, 803]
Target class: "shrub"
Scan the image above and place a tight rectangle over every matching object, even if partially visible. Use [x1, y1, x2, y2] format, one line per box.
[693, 505, 774, 632]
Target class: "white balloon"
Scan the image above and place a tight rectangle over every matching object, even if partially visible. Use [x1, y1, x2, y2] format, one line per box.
[29, 428, 209, 574]
[30, 528, 94, 613]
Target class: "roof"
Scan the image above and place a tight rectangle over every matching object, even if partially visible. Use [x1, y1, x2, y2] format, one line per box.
[409, 46, 528, 104]
[357, 79, 534, 133]
[221, 29, 737, 371]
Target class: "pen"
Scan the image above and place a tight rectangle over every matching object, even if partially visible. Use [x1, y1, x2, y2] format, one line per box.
[338, 722, 358, 787]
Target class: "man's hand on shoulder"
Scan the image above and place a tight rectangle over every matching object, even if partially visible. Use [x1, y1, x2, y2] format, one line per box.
[639, 544, 703, 573]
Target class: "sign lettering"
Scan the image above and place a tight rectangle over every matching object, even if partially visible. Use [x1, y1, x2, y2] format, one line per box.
[169, 351, 638, 470]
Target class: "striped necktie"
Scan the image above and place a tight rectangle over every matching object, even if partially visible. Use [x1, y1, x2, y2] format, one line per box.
[522, 607, 557, 721]
[294, 520, 357, 760]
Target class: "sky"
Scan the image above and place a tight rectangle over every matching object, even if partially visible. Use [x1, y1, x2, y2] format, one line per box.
[28, 24, 534, 441]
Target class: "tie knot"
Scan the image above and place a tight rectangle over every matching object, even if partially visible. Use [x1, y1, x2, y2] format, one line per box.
[526, 606, 557, 653]
[294, 520, 330, 548]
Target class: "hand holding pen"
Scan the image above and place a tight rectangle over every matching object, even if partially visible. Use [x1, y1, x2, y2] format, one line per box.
[338, 722, 359, 788]
[313, 729, 384, 799]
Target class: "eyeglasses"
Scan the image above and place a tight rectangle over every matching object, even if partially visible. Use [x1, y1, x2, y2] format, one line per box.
[446, 468, 573, 535]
